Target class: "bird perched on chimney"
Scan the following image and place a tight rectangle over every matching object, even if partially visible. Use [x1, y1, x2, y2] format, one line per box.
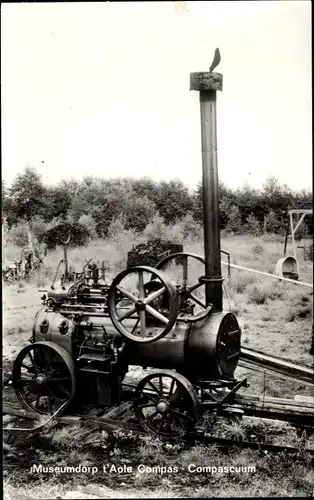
[209, 47, 221, 73]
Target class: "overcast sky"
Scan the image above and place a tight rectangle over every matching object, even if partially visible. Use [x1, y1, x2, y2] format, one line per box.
[1, 1, 312, 191]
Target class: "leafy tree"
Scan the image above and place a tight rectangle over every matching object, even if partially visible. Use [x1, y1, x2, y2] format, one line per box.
[5, 166, 47, 227]
[154, 179, 194, 224]
[234, 184, 265, 225]
[2, 180, 8, 223]
[123, 196, 156, 232]
[225, 205, 242, 233]
[262, 176, 293, 221]
[193, 180, 236, 228]
[131, 177, 160, 203]
[44, 180, 80, 221]
[264, 209, 282, 234]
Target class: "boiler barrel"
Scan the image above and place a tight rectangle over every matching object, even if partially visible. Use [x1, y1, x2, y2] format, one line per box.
[116, 311, 241, 381]
[33, 310, 241, 382]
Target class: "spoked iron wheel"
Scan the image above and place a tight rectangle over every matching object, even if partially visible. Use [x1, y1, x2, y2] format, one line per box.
[12, 341, 76, 416]
[108, 266, 178, 343]
[155, 252, 208, 314]
[134, 370, 199, 438]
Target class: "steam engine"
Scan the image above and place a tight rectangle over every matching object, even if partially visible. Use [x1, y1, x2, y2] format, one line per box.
[12, 255, 242, 438]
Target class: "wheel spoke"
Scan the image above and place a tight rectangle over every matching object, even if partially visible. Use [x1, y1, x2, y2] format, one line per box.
[59, 385, 71, 397]
[168, 378, 176, 398]
[142, 391, 159, 403]
[47, 394, 52, 414]
[42, 347, 54, 374]
[169, 411, 185, 429]
[47, 377, 71, 384]
[145, 304, 169, 324]
[138, 402, 155, 409]
[169, 388, 183, 406]
[159, 376, 164, 396]
[138, 271, 145, 300]
[46, 385, 61, 404]
[169, 408, 193, 422]
[147, 410, 158, 421]
[183, 255, 188, 288]
[187, 282, 203, 293]
[20, 376, 34, 383]
[27, 351, 38, 373]
[35, 394, 41, 409]
[189, 292, 206, 309]
[144, 287, 166, 305]
[139, 309, 146, 337]
[21, 363, 33, 371]
[118, 305, 137, 322]
[147, 380, 162, 396]
[131, 318, 140, 334]
[156, 415, 166, 431]
[116, 286, 139, 304]
[43, 355, 52, 375]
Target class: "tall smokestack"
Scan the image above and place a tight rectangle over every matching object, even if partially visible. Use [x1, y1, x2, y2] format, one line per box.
[190, 69, 223, 312]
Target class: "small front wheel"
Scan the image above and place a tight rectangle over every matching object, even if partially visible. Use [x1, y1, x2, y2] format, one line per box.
[133, 370, 199, 438]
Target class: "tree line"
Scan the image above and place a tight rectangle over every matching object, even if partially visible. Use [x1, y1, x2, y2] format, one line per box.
[2, 166, 312, 245]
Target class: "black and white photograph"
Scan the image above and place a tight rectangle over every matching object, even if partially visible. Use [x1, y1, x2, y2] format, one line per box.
[2, 1, 313, 498]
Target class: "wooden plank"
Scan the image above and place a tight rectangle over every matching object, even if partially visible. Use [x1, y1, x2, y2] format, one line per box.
[3, 415, 16, 425]
[3, 404, 37, 420]
[234, 393, 314, 409]
[294, 395, 314, 404]
[100, 402, 132, 421]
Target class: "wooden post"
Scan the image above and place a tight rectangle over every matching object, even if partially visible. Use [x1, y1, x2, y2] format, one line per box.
[283, 217, 290, 255]
[190, 71, 223, 311]
[63, 244, 69, 281]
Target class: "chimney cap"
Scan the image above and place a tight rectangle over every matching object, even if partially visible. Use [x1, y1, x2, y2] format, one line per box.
[190, 72, 223, 92]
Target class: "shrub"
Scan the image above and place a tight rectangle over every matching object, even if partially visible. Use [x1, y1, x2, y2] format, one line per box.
[30, 216, 48, 240]
[286, 304, 311, 322]
[231, 273, 257, 294]
[127, 238, 183, 267]
[143, 215, 184, 243]
[251, 242, 264, 254]
[41, 222, 92, 250]
[268, 281, 284, 300]
[245, 213, 262, 236]
[106, 218, 125, 239]
[78, 214, 98, 239]
[6, 223, 29, 247]
[248, 285, 268, 304]
[264, 210, 283, 234]
[180, 213, 202, 241]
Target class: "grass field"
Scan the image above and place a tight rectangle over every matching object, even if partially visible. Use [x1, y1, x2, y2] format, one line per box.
[3, 233, 314, 498]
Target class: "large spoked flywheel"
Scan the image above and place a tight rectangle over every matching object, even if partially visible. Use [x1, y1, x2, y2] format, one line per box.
[155, 252, 208, 315]
[133, 370, 199, 438]
[12, 341, 76, 416]
[108, 266, 178, 343]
